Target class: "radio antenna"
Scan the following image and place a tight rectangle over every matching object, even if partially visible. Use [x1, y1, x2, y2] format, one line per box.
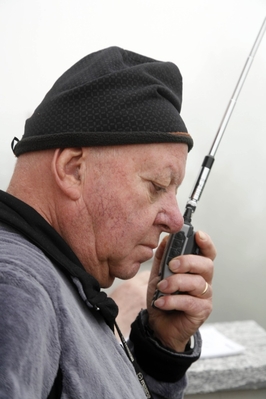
[185, 16, 266, 219]
[153, 17, 266, 299]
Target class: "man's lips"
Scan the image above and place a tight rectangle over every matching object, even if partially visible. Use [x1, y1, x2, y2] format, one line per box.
[141, 242, 158, 250]
[140, 243, 158, 258]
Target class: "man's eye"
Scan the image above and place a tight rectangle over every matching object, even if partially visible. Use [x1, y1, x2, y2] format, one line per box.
[151, 182, 166, 193]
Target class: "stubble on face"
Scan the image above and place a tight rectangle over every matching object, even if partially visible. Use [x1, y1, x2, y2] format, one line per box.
[78, 143, 187, 287]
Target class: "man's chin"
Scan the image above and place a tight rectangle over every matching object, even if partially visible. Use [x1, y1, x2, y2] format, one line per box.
[109, 260, 142, 283]
[101, 276, 116, 289]
[106, 249, 154, 286]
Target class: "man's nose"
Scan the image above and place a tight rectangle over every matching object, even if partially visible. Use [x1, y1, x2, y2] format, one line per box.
[154, 193, 184, 233]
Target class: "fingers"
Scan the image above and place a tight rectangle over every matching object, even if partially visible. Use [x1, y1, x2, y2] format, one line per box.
[153, 289, 213, 317]
[146, 230, 215, 351]
[151, 230, 214, 310]
[156, 274, 212, 299]
[110, 271, 150, 339]
[154, 235, 169, 260]
[195, 230, 217, 261]
[167, 252, 214, 288]
[152, 230, 216, 278]
[150, 229, 214, 306]
[200, 281, 209, 296]
[148, 236, 168, 286]
[167, 230, 214, 281]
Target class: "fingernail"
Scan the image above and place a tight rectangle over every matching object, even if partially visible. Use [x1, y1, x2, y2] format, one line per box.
[169, 259, 180, 272]
[157, 279, 168, 290]
[154, 297, 165, 307]
[198, 231, 207, 240]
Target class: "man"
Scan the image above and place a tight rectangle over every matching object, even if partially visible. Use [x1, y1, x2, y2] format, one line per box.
[0, 46, 215, 399]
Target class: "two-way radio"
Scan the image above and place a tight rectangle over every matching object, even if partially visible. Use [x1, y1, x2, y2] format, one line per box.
[153, 17, 266, 301]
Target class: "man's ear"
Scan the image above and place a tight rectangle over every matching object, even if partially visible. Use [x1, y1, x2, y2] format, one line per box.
[51, 148, 85, 200]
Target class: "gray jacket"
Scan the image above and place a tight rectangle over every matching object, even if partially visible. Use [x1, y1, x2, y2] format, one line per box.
[0, 192, 201, 399]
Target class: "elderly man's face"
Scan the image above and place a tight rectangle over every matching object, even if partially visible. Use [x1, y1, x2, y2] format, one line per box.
[81, 143, 187, 287]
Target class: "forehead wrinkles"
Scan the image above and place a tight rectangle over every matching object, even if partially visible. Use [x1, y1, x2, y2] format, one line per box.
[84, 143, 186, 181]
[85, 146, 143, 175]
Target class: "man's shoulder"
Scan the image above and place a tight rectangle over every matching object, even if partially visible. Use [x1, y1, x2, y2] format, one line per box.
[0, 223, 63, 296]
[0, 223, 52, 265]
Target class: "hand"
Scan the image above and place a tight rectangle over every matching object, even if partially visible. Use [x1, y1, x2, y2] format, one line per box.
[110, 270, 150, 338]
[147, 231, 216, 352]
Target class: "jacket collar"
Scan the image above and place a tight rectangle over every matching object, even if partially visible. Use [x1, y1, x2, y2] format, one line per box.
[0, 190, 118, 330]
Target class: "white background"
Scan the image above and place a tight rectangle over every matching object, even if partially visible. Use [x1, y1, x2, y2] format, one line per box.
[1, 0, 266, 329]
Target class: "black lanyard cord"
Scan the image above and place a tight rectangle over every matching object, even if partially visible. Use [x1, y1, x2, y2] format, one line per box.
[114, 321, 154, 399]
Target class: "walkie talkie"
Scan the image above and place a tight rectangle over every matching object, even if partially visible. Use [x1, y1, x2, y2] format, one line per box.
[153, 17, 266, 301]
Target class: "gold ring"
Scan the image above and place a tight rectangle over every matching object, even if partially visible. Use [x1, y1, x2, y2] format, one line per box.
[201, 282, 209, 296]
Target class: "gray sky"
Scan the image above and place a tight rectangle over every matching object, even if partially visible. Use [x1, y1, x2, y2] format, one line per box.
[1, 0, 266, 328]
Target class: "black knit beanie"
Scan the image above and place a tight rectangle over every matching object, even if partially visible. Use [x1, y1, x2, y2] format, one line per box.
[12, 46, 193, 156]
